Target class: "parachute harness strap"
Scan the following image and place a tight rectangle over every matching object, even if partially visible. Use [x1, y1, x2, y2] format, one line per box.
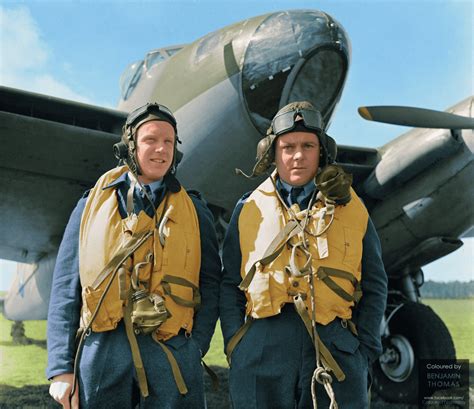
[307, 254, 339, 409]
[271, 176, 339, 409]
[75, 176, 174, 399]
[72, 227, 156, 399]
[158, 205, 174, 246]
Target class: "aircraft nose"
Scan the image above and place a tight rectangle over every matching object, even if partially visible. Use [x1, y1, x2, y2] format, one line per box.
[241, 10, 351, 134]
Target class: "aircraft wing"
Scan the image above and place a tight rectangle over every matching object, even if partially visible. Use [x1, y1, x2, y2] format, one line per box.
[1, 85, 381, 265]
[0, 86, 126, 263]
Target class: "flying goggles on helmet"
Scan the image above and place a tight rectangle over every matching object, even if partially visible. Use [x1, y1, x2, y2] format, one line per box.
[271, 107, 324, 137]
[236, 102, 337, 179]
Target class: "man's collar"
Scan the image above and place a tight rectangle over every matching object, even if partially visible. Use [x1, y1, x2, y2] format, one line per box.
[102, 172, 164, 194]
[278, 178, 315, 195]
[138, 178, 164, 193]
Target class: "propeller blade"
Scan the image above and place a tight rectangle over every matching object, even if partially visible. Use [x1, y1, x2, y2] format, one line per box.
[358, 106, 474, 129]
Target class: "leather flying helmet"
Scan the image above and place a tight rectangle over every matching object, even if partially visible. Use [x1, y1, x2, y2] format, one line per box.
[236, 101, 337, 178]
[114, 102, 183, 176]
[113, 102, 183, 191]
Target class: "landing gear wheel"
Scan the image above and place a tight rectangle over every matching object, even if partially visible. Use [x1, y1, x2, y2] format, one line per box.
[373, 302, 456, 403]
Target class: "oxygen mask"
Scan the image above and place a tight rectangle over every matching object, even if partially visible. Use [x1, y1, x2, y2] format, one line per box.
[315, 164, 353, 205]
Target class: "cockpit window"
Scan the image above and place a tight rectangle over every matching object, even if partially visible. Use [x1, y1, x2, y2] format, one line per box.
[242, 11, 350, 135]
[194, 22, 246, 65]
[287, 49, 345, 128]
[166, 47, 183, 57]
[144, 46, 184, 71]
[145, 50, 166, 71]
[195, 31, 223, 63]
[119, 60, 144, 100]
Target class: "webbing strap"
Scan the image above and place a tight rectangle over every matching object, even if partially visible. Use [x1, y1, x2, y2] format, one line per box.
[126, 177, 136, 216]
[239, 220, 302, 290]
[347, 320, 358, 336]
[73, 250, 131, 397]
[225, 318, 253, 365]
[132, 253, 153, 291]
[293, 297, 345, 382]
[123, 296, 149, 397]
[316, 267, 361, 303]
[118, 266, 129, 300]
[158, 205, 174, 246]
[154, 339, 189, 395]
[91, 229, 153, 289]
[161, 274, 201, 310]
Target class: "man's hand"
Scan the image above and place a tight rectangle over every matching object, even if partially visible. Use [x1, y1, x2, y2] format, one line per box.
[49, 373, 79, 409]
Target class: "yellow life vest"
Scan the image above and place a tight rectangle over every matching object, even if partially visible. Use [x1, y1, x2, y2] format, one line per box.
[238, 175, 368, 325]
[79, 166, 201, 341]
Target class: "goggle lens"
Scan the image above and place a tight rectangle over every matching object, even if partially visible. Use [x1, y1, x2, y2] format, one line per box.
[272, 108, 323, 136]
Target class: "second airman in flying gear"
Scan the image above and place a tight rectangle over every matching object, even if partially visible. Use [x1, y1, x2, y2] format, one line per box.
[220, 101, 388, 409]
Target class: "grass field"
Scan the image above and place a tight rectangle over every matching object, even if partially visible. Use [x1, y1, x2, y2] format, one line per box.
[0, 299, 472, 388]
[423, 298, 474, 362]
[0, 316, 227, 387]
[0, 318, 49, 386]
[1, 299, 472, 409]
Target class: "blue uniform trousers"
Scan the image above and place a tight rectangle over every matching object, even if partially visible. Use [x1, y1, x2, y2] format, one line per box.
[228, 305, 369, 409]
[78, 321, 205, 409]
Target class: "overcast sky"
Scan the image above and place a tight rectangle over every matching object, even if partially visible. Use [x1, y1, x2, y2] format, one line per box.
[0, 0, 472, 290]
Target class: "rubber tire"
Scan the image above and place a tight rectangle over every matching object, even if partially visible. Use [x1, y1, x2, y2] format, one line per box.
[372, 301, 456, 403]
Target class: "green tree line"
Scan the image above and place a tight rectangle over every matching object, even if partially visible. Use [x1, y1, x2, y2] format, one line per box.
[420, 280, 474, 299]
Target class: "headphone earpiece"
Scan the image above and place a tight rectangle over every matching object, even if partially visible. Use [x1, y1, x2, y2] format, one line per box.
[259, 135, 275, 162]
[113, 142, 129, 160]
[255, 134, 276, 172]
[175, 150, 184, 166]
